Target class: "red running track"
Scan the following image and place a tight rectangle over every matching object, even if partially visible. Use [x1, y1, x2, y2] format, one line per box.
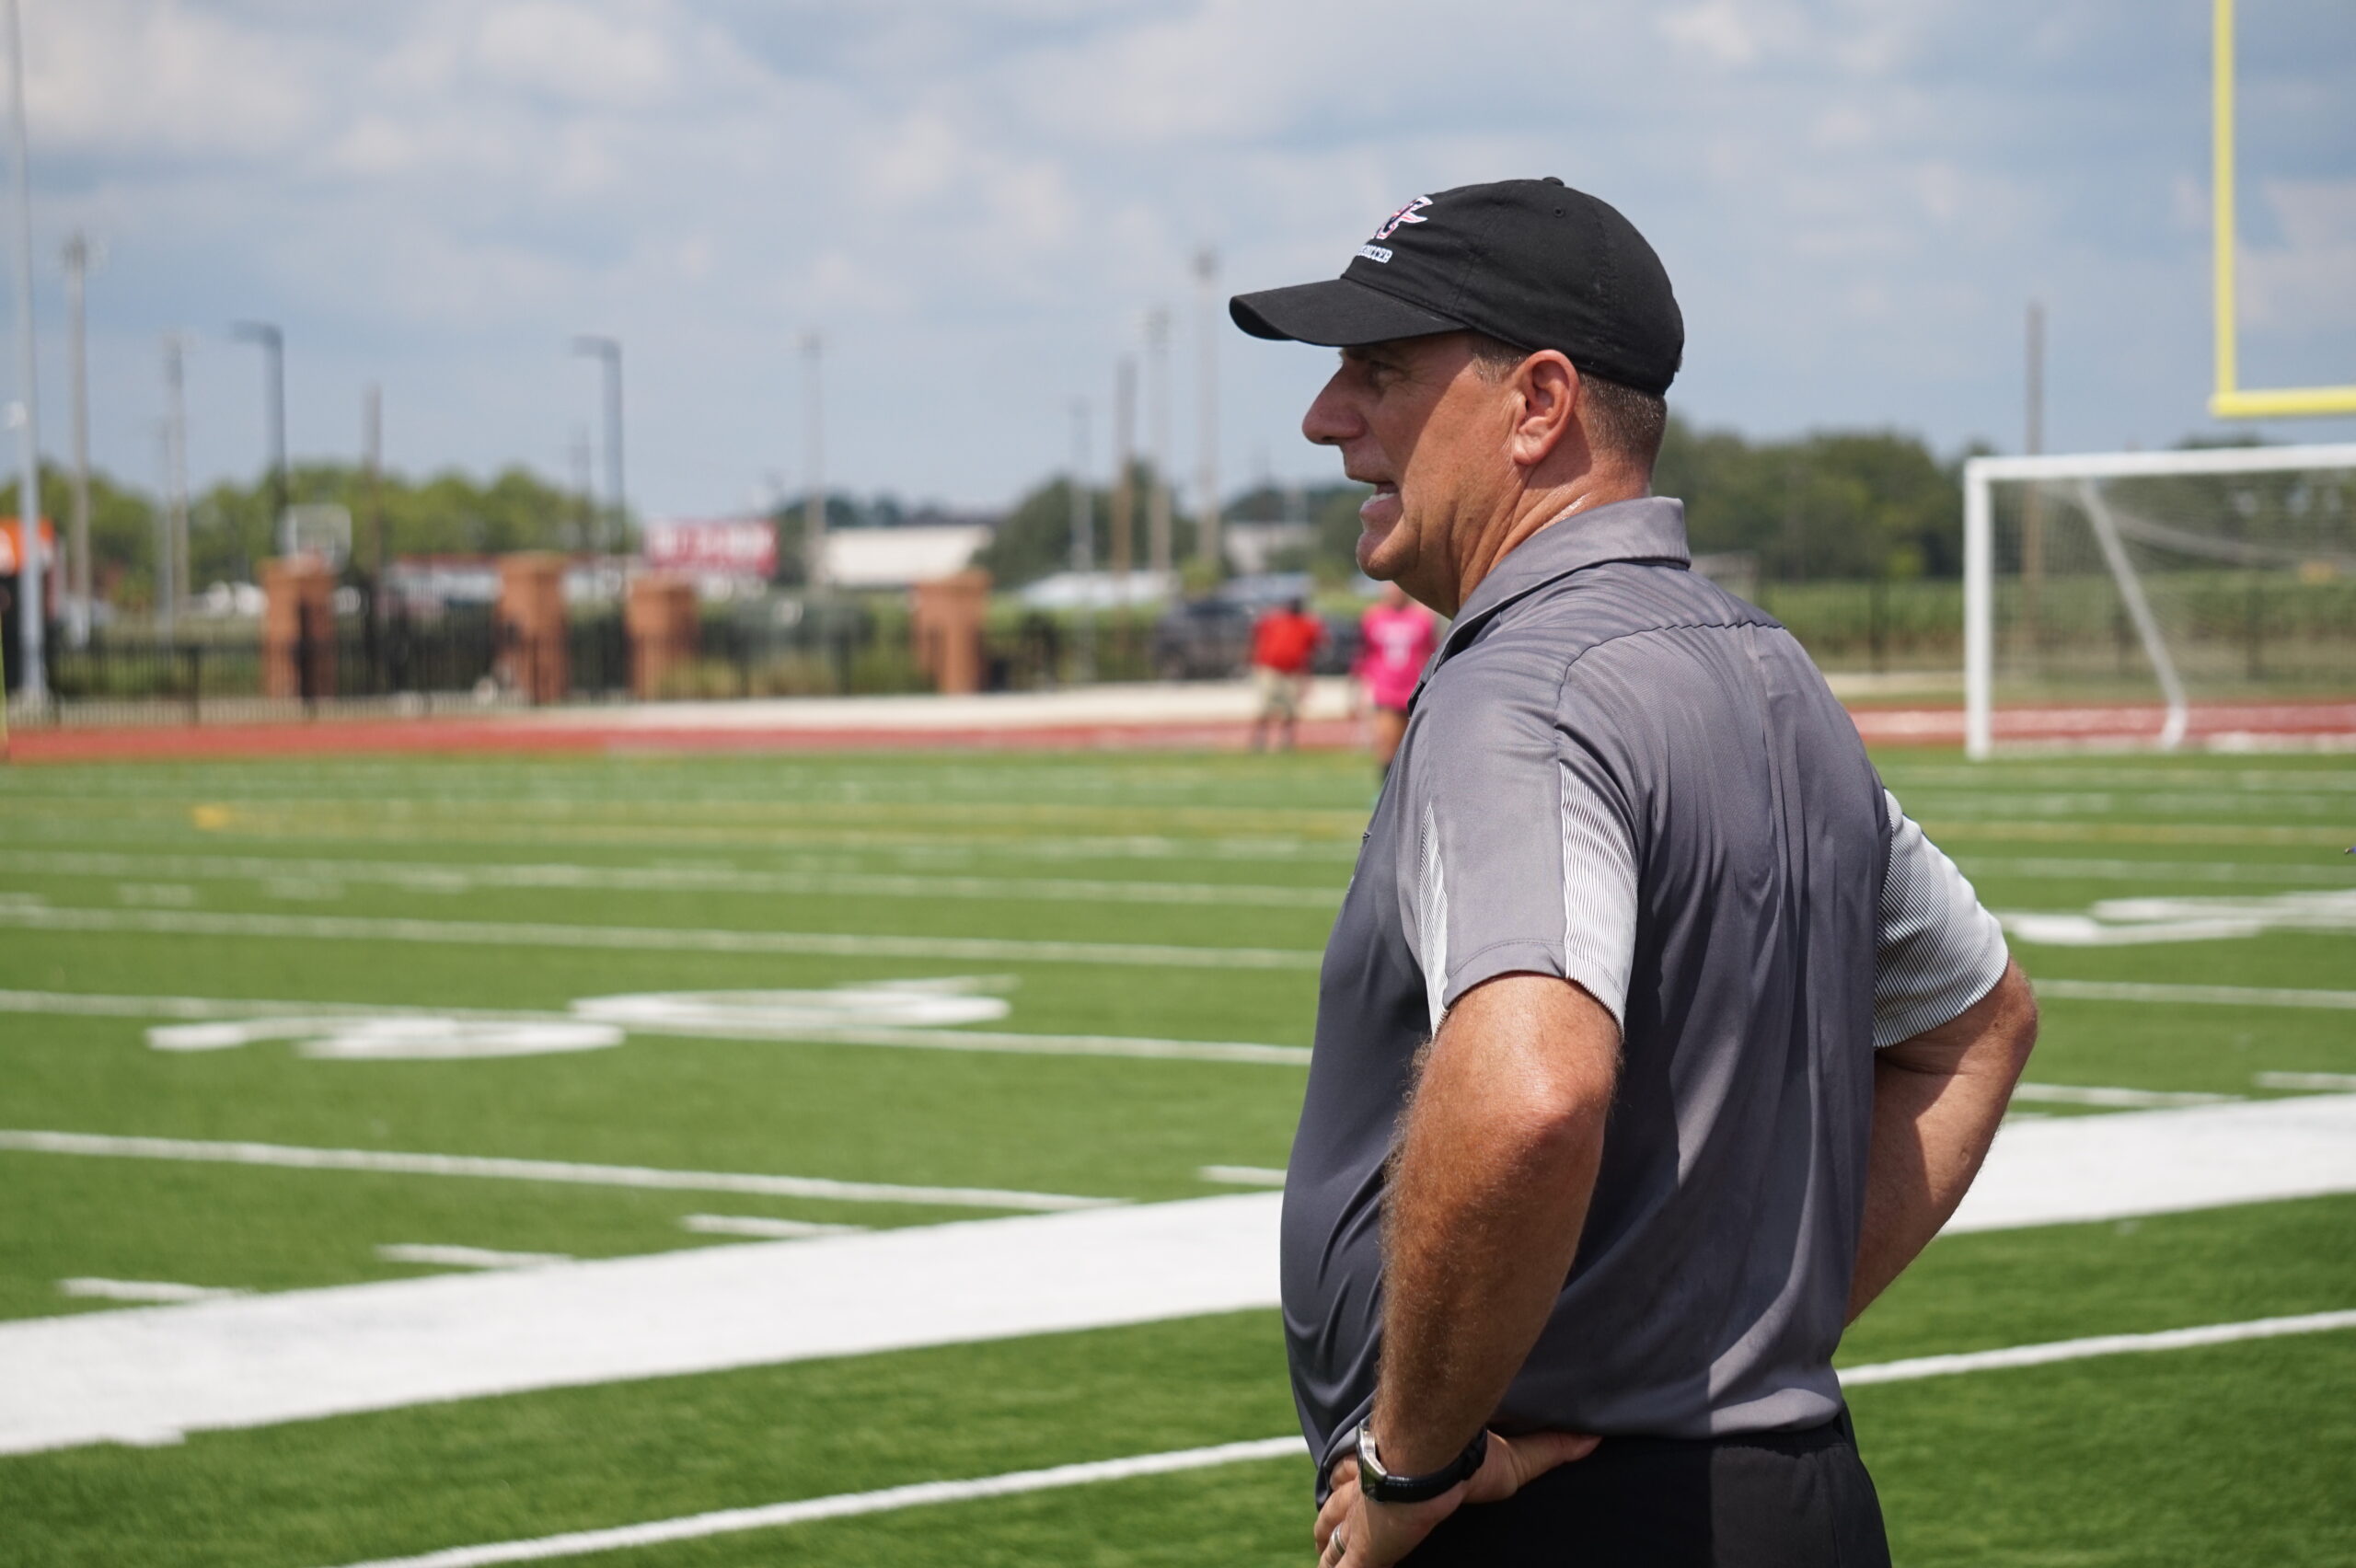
[5, 701, 2352, 766]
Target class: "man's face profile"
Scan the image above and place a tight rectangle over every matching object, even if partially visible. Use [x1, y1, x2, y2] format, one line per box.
[1302, 332, 1505, 606]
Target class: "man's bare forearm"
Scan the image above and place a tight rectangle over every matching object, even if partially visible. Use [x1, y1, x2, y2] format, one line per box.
[1369, 974, 1619, 1475]
[1848, 960, 2038, 1322]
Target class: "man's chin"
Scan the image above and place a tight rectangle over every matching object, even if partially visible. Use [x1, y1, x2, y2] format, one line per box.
[1356, 526, 1406, 582]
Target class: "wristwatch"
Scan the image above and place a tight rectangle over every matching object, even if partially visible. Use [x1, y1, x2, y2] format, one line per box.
[1355, 1424, 1488, 1505]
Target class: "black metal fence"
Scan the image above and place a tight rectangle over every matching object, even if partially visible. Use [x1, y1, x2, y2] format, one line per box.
[26, 605, 1191, 721]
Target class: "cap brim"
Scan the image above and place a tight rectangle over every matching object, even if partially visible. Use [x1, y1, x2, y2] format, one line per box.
[1229, 277, 1464, 346]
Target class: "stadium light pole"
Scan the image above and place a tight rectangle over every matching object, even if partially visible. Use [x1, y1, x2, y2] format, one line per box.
[1110, 354, 1136, 583]
[800, 331, 824, 590]
[1193, 249, 1220, 575]
[1069, 396, 1094, 684]
[572, 335, 623, 555]
[4, 0, 43, 704]
[160, 334, 189, 638]
[62, 230, 96, 647]
[1145, 307, 1172, 578]
[231, 320, 285, 573]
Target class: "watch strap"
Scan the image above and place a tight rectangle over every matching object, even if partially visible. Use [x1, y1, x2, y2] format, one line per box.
[1355, 1424, 1488, 1505]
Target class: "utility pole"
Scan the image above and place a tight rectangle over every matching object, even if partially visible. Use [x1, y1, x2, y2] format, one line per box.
[5, 0, 43, 703]
[62, 231, 94, 646]
[1193, 249, 1221, 576]
[571, 335, 623, 554]
[801, 331, 825, 590]
[1110, 355, 1136, 582]
[161, 335, 189, 638]
[1145, 307, 1172, 579]
[362, 383, 384, 587]
[232, 320, 285, 572]
[569, 423, 594, 548]
[1069, 398, 1093, 683]
[152, 419, 173, 640]
[2020, 301, 2046, 652]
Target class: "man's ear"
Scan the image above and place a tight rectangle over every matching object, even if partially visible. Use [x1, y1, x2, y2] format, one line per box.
[1505, 352, 1584, 472]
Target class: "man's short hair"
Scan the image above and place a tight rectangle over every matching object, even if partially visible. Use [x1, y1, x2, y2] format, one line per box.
[1465, 333, 1667, 471]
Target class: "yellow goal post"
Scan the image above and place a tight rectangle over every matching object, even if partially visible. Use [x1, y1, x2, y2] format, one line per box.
[2211, 0, 2356, 420]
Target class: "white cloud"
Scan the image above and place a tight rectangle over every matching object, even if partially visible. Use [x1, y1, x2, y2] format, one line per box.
[2243, 179, 2356, 329]
[18, 0, 2356, 514]
[471, 2, 679, 108]
[27, 0, 322, 157]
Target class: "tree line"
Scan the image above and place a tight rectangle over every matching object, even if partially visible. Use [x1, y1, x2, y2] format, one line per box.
[13, 418, 2266, 607]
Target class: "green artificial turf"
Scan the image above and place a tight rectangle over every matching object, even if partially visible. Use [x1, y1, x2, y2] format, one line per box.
[1, 744, 2350, 1565]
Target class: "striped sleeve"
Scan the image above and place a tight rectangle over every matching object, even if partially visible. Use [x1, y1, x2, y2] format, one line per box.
[1873, 789, 2010, 1047]
[1398, 679, 1637, 1036]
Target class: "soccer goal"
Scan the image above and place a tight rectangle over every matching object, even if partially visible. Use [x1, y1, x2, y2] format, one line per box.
[1962, 442, 2356, 758]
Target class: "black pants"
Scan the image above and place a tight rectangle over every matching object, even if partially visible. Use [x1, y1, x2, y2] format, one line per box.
[1402, 1410, 1891, 1568]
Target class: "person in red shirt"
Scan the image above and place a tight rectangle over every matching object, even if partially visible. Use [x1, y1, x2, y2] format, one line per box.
[1250, 597, 1326, 752]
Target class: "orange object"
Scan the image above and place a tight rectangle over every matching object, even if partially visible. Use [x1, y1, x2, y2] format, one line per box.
[911, 570, 991, 695]
[1252, 606, 1324, 674]
[498, 554, 569, 704]
[626, 575, 699, 699]
[261, 557, 337, 701]
[0, 517, 55, 577]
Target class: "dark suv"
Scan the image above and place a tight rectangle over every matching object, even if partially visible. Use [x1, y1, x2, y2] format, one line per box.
[1149, 577, 1359, 681]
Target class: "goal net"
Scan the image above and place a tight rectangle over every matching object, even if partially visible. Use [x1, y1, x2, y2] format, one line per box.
[1963, 443, 2356, 757]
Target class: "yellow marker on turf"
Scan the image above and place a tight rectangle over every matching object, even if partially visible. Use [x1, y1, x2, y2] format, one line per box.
[191, 804, 232, 830]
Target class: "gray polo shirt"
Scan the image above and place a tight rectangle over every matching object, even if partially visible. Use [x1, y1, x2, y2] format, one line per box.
[1282, 496, 2006, 1478]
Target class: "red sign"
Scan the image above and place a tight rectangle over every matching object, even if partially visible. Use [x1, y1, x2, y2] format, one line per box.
[0, 517, 54, 576]
[643, 517, 777, 578]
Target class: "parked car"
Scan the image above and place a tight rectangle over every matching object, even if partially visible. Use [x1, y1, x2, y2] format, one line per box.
[1149, 583, 1360, 681]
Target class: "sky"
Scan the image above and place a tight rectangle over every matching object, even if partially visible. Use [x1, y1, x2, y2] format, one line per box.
[15, 0, 2356, 522]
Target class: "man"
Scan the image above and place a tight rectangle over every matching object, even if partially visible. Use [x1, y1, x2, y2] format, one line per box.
[1251, 595, 1326, 751]
[1230, 179, 2037, 1567]
[1352, 581, 1438, 779]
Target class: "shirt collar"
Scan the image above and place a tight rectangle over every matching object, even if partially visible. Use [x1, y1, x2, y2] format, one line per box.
[1451, 495, 1690, 628]
[1412, 496, 1690, 705]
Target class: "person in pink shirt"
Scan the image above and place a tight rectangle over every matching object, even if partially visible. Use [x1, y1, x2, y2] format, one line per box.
[1354, 581, 1438, 778]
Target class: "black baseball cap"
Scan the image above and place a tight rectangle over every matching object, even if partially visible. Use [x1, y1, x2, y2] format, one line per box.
[1230, 178, 1682, 397]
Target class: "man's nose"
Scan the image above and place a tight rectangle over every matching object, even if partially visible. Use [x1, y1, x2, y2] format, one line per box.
[1301, 374, 1361, 448]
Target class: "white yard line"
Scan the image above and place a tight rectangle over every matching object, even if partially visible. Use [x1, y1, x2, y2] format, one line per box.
[0, 1193, 1282, 1456]
[0, 905, 1323, 971]
[1955, 856, 2352, 885]
[1943, 1092, 2356, 1232]
[679, 1215, 864, 1240]
[2010, 1082, 2236, 1109]
[6, 1096, 2355, 1458]
[0, 848, 1345, 910]
[376, 1246, 573, 1271]
[2033, 979, 2356, 1010]
[57, 1278, 246, 1305]
[315, 1309, 2356, 1568]
[1198, 1165, 1288, 1186]
[323, 1436, 1315, 1568]
[0, 987, 1312, 1066]
[0, 1131, 1114, 1214]
[1837, 1309, 2356, 1386]
[2, 816, 1365, 863]
[2257, 1071, 2356, 1092]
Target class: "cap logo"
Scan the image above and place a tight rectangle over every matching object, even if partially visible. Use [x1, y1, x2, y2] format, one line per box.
[1371, 197, 1432, 241]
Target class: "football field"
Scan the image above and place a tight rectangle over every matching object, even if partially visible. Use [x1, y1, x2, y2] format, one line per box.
[2, 744, 2351, 1566]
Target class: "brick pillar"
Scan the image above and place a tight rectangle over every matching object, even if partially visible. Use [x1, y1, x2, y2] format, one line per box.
[261, 557, 336, 701]
[911, 569, 991, 695]
[626, 575, 698, 699]
[498, 553, 570, 704]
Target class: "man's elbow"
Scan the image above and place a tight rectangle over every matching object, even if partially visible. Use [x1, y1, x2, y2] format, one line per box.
[1988, 960, 2039, 1076]
[1502, 1068, 1614, 1171]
